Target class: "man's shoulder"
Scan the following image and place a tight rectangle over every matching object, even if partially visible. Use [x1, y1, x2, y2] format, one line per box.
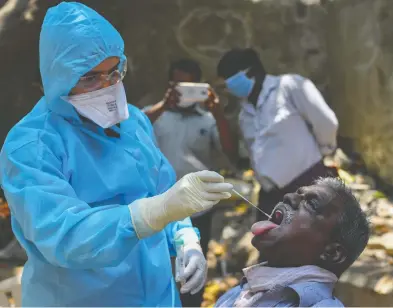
[279, 74, 308, 88]
[279, 73, 306, 80]
[215, 285, 242, 307]
[289, 281, 342, 307]
[313, 297, 345, 307]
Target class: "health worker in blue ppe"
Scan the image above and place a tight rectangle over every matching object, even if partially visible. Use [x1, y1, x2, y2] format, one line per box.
[0, 2, 233, 307]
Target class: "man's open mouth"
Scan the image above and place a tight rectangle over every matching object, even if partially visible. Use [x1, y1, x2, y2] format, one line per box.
[250, 203, 290, 236]
[271, 207, 284, 225]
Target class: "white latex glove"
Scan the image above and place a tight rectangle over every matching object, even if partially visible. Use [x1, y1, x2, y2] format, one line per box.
[175, 229, 207, 295]
[179, 242, 207, 295]
[130, 171, 233, 238]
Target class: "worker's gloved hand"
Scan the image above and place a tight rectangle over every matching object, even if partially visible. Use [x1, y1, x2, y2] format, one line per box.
[179, 242, 207, 294]
[174, 229, 207, 295]
[130, 171, 233, 238]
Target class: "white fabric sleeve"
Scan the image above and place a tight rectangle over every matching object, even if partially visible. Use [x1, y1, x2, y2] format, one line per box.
[288, 76, 338, 156]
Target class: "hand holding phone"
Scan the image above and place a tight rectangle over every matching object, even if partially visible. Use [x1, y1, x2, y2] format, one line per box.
[162, 82, 181, 109]
[203, 87, 221, 116]
[175, 82, 210, 108]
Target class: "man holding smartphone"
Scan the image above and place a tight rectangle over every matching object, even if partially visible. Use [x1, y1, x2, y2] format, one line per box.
[144, 59, 237, 307]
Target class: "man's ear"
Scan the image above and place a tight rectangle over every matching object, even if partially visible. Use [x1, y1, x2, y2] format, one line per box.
[320, 243, 347, 265]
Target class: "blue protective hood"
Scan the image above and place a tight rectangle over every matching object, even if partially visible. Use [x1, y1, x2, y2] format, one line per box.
[39, 2, 126, 122]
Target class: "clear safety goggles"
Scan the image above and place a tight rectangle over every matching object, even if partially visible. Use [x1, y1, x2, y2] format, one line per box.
[75, 58, 128, 92]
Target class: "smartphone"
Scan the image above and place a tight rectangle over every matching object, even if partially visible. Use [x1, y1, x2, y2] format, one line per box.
[175, 82, 210, 108]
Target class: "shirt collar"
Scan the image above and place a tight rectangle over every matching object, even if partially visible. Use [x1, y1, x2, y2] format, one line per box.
[242, 263, 338, 293]
[170, 103, 206, 116]
[241, 75, 280, 114]
[194, 104, 209, 115]
[289, 281, 337, 307]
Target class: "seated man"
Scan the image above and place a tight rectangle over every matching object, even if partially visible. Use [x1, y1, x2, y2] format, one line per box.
[215, 177, 369, 307]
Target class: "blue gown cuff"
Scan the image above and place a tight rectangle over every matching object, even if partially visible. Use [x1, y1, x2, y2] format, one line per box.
[128, 201, 156, 239]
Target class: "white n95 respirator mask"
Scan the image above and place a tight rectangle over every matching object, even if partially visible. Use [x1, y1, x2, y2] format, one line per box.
[62, 82, 129, 129]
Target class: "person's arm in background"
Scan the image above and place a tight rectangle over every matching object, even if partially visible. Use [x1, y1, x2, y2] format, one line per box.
[205, 88, 238, 163]
[143, 83, 180, 124]
[288, 76, 339, 156]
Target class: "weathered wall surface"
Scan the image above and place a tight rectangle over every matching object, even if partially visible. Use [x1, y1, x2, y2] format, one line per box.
[326, 0, 393, 184]
[0, 0, 392, 184]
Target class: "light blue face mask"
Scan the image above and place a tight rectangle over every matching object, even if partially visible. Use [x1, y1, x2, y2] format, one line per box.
[225, 70, 255, 98]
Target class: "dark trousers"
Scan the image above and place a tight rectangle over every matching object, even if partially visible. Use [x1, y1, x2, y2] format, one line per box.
[257, 161, 338, 222]
[180, 211, 213, 308]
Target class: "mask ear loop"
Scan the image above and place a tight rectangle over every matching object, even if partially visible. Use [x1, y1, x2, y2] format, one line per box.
[228, 68, 255, 83]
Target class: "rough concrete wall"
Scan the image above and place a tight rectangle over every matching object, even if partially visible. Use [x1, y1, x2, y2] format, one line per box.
[127, 0, 328, 128]
[326, 0, 393, 184]
[335, 281, 393, 307]
[0, 0, 393, 184]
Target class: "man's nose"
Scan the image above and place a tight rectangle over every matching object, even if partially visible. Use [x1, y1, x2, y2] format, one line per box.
[283, 192, 301, 210]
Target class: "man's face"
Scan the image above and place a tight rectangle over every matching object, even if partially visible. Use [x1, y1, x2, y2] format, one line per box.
[251, 184, 344, 268]
[171, 69, 196, 83]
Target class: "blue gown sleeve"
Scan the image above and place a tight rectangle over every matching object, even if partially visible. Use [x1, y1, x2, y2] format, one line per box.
[0, 141, 141, 270]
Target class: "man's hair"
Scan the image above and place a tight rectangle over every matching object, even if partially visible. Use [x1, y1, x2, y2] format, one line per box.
[217, 48, 266, 79]
[315, 177, 370, 268]
[168, 59, 202, 82]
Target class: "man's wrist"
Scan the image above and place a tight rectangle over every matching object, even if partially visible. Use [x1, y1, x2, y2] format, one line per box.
[157, 100, 166, 111]
[152, 101, 167, 117]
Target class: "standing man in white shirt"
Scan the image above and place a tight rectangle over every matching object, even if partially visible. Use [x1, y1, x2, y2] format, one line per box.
[217, 48, 338, 226]
[144, 58, 238, 307]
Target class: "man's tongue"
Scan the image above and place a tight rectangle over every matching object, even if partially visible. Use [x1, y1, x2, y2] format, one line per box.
[251, 221, 278, 236]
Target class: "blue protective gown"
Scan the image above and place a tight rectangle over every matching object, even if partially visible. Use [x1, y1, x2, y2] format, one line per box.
[0, 2, 195, 306]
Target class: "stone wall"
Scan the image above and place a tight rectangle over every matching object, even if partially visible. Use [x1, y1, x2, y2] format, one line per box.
[326, 0, 393, 185]
[0, 0, 393, 184]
